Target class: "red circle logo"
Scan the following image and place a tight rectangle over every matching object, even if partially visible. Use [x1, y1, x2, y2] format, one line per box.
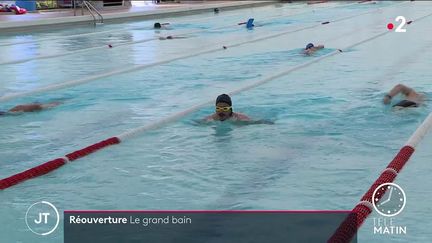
[387, 23, 394, 30]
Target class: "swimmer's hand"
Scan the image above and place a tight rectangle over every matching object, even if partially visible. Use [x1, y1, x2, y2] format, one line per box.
[383, 94, 392, 105]
[303, 49, 313, 55]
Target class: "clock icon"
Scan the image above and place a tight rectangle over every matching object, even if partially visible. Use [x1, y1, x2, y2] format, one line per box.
[372, 182, 406, 217]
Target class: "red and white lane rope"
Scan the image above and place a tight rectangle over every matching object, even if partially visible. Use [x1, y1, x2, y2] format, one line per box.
[328, 113, 432, 243]
[0, 137, 120, 190]
[1, 7, 430, 191]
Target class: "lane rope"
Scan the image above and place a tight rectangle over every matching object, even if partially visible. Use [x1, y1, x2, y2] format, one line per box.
[0, 1, 355, 48]
[1, 6, 428, 190]
[0, 2, 405, 104]
[0, 2, 280, 47]
[0, 2, 297, 47]
[327, 138, 423, 242]
[0, 1, 366, 66]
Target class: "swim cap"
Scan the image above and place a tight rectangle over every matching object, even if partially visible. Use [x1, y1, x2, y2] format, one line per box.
[246, 18, 255, 29]
[154, 23, 162, 29]
[393, 100, 418, 108]
[0, 111, 6, 116]
[216, 94, 232, 106]
[306, 43, 314, 50]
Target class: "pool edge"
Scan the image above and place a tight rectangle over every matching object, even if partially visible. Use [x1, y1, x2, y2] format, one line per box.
[0, 1, 275, 33]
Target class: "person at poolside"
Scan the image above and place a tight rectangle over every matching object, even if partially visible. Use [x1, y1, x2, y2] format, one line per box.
[158, 35, 188, 40]
[154, 22, 170, 29]
[383, 84, 424, 108]
[303, 43, 324, 55]
[0, 102, 61, 116]
[205, 94, 251, 122]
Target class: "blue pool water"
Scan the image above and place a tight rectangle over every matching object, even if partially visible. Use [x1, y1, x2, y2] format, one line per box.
[1, 1, 432, 242]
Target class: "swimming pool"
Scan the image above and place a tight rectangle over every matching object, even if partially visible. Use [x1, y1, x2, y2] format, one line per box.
[1, 1, 432, 242]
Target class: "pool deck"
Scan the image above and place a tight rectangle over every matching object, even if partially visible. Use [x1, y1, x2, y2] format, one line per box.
[0, 1, 273, 31]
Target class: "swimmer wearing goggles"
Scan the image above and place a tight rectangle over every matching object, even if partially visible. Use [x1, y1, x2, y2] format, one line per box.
[304, 42, 324, 55]
[205, 94, 251, 122]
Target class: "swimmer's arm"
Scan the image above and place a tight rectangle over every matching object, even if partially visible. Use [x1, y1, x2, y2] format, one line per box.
[384, 84, 414, 104]
[234, 113, 252, 121]
[8, 104, 43, 112]
[316, 45, 324, 49]
[389, 84, 413, 97]
[203, 114, 216, 122]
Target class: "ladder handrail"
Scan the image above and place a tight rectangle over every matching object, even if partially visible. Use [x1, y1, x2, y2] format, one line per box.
[84, 1, 104, 24]
[74, 0, 103, 26]
[83, 1, 97, 25]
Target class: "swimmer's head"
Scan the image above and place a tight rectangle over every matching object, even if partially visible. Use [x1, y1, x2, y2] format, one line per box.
[154, 23, 162, 29]
[0, 111, 6, 116]
[216, 94, 232, 106]
[215, 94, 233, 121]
[214, 8, 219, 13]
[305, 43, 314, 50]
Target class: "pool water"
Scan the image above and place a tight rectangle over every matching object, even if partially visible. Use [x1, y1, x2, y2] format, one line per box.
[1, 1, 432, 242]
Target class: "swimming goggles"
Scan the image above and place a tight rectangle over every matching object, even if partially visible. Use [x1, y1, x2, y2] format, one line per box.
[215, 106, 232, 112]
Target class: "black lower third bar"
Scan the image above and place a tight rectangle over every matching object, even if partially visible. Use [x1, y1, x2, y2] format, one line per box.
[64, 210, 357, 243]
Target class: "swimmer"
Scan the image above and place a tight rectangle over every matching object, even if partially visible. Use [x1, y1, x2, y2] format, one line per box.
[0, 102, 61, 116]
[153, 22, 170, 29]
[158, 35, 188, 40]
[238, 18, 255, 28]
[205, 94, 251, 122]
[383, 84, 424, 108]
[303, 43, 324, 55]
[214, 8, 219, 14]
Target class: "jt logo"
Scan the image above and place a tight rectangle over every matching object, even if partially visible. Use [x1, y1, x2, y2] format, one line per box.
[34, 213, 50, 224]
[26, 201, 60, 235]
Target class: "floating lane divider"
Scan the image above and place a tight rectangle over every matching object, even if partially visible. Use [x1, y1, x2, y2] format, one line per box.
[0, 1, 358, 48]
[0, 1, 367, 66]
[0, 3, 291, 48]
[0, 9, 252, 47]
[328, 113, 432, 243]
[1, 9, 427, 190]
[0, 137, 121, 190]
[0, 3, 404, 104]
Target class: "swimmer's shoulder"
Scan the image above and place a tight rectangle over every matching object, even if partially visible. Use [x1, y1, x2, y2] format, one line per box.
[204, 114, 217, 122]
[233, 112, 251, 121]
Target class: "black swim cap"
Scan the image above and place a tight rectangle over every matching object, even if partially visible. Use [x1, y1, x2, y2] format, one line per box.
[393, 100, 418, 108]
[306, 43, 314, 50]
[154, 23, 161, 29]
[0, 111, 6, 116]
[216, 94, 232, 106]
